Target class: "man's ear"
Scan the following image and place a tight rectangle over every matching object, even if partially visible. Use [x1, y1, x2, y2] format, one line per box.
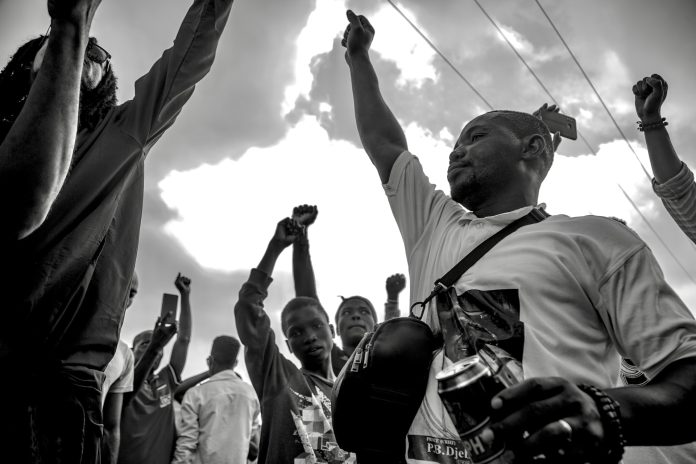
[330, 324, 336, 338]
[521, 133, 547, 161]
[285, 339, 293, 354]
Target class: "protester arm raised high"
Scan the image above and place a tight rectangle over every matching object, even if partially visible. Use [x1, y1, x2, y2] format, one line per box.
[342, 10, 407, 184]
[0, 0, 102, 240]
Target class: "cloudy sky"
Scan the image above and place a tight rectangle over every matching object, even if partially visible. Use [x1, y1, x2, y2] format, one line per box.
[3, 0, 696, 379]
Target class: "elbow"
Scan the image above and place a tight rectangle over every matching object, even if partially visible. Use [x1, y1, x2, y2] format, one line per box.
[7, 207, 50, 240]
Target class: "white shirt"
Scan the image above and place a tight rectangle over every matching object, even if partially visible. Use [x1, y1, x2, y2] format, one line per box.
[172, 369, 261, 464]
[101, 339, 134, 406]
[384, 151, 696, 464]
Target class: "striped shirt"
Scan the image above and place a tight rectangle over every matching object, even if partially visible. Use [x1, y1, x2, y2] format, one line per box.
[653, 162, 696, 244]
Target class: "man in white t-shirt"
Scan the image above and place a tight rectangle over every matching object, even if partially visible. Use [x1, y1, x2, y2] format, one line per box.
[101, 272, 138, 464]
[341, 10, 696, 464]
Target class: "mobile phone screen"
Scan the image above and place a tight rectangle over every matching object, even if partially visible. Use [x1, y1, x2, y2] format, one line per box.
[161, 293, 179, 321]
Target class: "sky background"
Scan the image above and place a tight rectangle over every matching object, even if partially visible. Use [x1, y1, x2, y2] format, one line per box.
[2, 0, 696, 380]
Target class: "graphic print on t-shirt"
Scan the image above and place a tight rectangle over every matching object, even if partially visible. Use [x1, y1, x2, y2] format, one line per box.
[439, 288, 524, 366]
[408, 288, 523, 464]
[289, 388, 356, 464]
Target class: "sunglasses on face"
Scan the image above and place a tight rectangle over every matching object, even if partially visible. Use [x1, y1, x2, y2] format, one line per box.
[36, 26, 111, 67]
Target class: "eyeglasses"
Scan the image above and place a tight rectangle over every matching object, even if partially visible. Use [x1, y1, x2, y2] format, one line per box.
[36, 26, 111, 67]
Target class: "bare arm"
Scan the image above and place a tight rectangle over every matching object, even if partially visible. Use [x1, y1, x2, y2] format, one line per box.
[173, 370, 211, 403]
[292, 205, 318, 299]
[633, 74, 681, 183]
[342, 10, 407, 184]
[126, 316, 177, 405]
[170, 273, 192, 377]
[0, 1, 101, 240]
[101, 392, 123, 464]
[384, 273, 406, 320]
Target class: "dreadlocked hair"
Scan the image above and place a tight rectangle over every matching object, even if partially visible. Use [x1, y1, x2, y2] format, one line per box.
[0, 36, 118, 143]
[0, 36, 44, 142]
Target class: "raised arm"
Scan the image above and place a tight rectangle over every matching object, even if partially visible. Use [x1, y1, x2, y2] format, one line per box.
[342, 10, 407, 184]
[292, 205, 319, 299]
[126, 314, 177, 405]
[121, 0, 234, 150]
[384, 273, 406, 320]
[633, 74, 696, 243]
[633, 74, 680, 183]
[0, 0, 101, 240]
[169, 273, 192, 378]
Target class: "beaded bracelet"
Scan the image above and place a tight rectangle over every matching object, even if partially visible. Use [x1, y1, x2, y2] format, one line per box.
[637, 117, 668, 132]
[577, 384, 626, 463]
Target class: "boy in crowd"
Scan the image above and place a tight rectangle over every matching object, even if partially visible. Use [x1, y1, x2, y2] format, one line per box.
[119, 274, 193, 464]
[173, 335, 261, 464]
[234, 216, 355, 464]
[289, 205, 406, 373]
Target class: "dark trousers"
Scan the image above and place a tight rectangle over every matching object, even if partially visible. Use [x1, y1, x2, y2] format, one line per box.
[0, 364, 104, 464]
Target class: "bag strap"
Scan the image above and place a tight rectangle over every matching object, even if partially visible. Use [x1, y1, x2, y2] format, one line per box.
[410, 207, 549, 319]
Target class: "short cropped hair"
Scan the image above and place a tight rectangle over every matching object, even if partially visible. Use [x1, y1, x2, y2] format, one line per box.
[488, 110, 555, 178]
[334, 295, 378, 324]
[280, 297, 330, 335]
[211, 335, 241, 366]
[133, 330, 153, 348]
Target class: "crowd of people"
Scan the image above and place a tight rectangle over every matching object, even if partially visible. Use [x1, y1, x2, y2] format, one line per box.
[1, 1, 696, 463]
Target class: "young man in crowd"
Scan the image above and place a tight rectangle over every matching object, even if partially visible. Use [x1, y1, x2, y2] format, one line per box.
[0, 0, 234, 460]
[290, 204, 406, 373]
[234, 217, 355, 464]
[101, 272, 139, 464]
[119, 274, 193, 464]
[634, 73, 696, 244]
[341, 10, 696, 464]
[173, 335, 260, 464]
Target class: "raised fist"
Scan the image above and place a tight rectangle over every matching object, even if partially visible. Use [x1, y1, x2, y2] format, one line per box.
[341, 10, 375, 63]
[292, 204, 319, 227]
[386, 273, 406, 299]
[633, 74, 668, 122]
[174, 273, 191, 295]
[273, 217, 302, 247]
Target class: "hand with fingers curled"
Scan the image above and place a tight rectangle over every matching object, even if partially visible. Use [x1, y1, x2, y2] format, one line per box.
[273, 217, 303, 248]
[533, 103, 563, 152]
[152, 311, 178, 348]
[633, 73, 668, 124]
[484, 377, 622, 463]
[341, 10, 375, 64]
[292, 204, 318, 228]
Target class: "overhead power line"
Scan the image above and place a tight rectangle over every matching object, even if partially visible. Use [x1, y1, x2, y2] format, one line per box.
[383, 0, 696, 283]
[471, 0, 696, 284]
[533, 0, 652, 181]
[385, 0, 494, 110]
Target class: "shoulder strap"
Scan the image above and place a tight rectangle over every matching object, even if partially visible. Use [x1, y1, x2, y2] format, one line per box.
[410, 207, 549, 318]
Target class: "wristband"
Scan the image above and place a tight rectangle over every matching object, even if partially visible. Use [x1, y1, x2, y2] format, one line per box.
[637, 117, 668, 132]
[577, 384, 625, 463]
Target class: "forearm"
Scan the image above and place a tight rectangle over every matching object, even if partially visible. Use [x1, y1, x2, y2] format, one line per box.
[130, 345, 163, 398]
[0, 20, 89, 239]
[606, 357, 696, 445]
[257, 238, 286, 276]
[348, 51, 407, 183]
[643, 122, 681, 183]
[174, 370, 211, 403]
[384, 299, 400, 320]
[169, 293, 192, 375]
[101, 428, 120, 464]
[293, 234, 317, 298]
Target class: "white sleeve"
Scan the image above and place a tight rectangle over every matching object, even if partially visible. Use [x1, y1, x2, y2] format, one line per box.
[383, 151, 461, 258]
[599, 246, 696, 380]
[171, 389, 199, 464]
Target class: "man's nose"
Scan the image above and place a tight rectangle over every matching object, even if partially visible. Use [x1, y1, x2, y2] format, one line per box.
[449, 148, 465, 162]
